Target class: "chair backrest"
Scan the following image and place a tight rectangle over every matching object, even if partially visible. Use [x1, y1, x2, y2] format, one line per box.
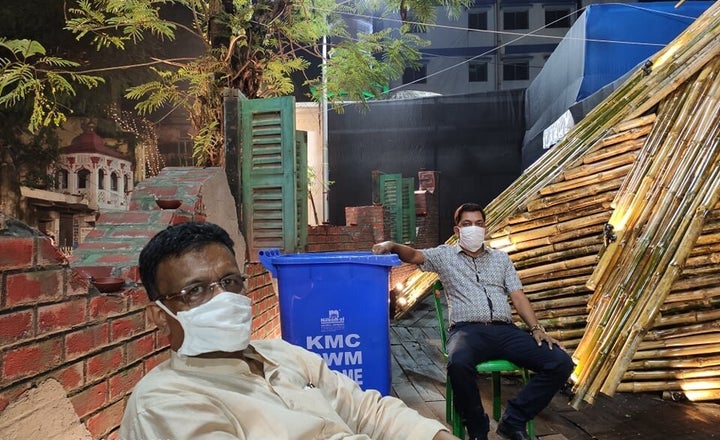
[432, 280, 449, 358]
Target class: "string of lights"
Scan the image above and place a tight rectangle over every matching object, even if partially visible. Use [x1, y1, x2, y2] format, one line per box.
[106, 104, 165, 179]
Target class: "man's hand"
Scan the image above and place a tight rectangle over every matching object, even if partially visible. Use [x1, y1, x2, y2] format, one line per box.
[532, 328, 566, 351]
[372, 241, 425, 264]
[372, 241, 395, 255]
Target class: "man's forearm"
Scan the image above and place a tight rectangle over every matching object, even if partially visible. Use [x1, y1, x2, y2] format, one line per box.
[373, 241, 424, 264]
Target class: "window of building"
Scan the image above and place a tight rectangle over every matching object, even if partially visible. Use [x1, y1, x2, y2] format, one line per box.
[503, 60, 530, 81]
[78, 169, 90, 189]
[504, 10, 529, 30]
[402, 64, 427, 84]
[98, 169, 105, 190]
[545, 9, 571, 28]
[123, 174, 130, 192]
[469, 61, 488, 82]
[110, 172, 118, 191]
[56, 169, 69, 190]
[468, 12, 487, 30]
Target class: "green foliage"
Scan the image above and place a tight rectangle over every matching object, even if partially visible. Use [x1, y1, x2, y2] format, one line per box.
[0, 38, 104, 133]
[66, 0, 179, 50]
[2, 0, 475, 165]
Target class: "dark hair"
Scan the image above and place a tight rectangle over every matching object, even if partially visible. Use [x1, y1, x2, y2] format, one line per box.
[139, 222, 235, 300]
[453, 203, 486, 225]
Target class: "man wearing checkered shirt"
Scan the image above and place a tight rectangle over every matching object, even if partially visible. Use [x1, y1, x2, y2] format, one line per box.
[373, 203, 574, 440]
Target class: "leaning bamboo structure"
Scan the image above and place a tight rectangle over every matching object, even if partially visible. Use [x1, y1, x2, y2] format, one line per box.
[392, 1, 720, 407]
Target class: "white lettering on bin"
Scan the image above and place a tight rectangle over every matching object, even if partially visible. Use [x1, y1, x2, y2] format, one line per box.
[340, 368, 363, 385]
[306, 333, 361, 350]
[321, 351, 363, 366]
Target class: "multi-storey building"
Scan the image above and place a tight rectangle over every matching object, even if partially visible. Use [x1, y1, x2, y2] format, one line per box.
[390, 1, 632, 95]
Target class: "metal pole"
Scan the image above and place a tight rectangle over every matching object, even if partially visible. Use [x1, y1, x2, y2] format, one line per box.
[322, 34, 329, 223]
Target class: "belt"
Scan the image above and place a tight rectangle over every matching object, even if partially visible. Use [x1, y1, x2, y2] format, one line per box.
[449, 320, 511, 331]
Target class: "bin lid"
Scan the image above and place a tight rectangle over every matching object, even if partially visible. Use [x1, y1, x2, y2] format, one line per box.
[258, 249, 401, 278]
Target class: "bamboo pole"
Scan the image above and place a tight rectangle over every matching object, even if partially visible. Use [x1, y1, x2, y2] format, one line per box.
[616, 378, 720, 393]
[540, 164, 633, 196]
[663, 389, 720, 402]
[623, 365, 720, 381]
[571, 54, 720, 405]
[582, 138, 645, 165]
[600, 85, 720, 396]
[523, 266, 595, 286]
[629, 355, 720, 370]
[645, 322, 720, 340]
[638, 333, 720, 350]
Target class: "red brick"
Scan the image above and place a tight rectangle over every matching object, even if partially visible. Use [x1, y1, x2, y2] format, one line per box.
[54, 360, 85, 392]
[74, 242, 132, 251]
[65, 323, 110, 361]
[103, 212, 151, 225]
[109, 364, 144, 400]
[84, 228, 106, 240]
[89, 294, 127, 319]
[144, 350, 170, 373]
[110, 310, 145, 342]
[2, 337, 63, 381]
[67, 269, 92, 296]
[126, 333, 155, 362]
[70, 381, 108, 418]
[106, 429, 121, 440]
[5, 270, 64, 306]
[37, 236, 69, 266]
[86, 399, 125, 438]
[0, 237, 34, 270]
[87, 346, 124, 382]
[127, 288, 150, 311]
[95, 254, 136, 264]
[0, 309, 34, 346]
[0, 383, 32, 413]
[120, 266, 141, 283]
[38, 298, 88, 334]
[155, 330, 170, 349]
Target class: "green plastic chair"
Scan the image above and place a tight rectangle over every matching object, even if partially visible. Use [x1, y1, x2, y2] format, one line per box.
[432, 280, 535, 439]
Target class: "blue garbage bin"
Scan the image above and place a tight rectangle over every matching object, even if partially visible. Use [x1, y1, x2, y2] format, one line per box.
[259, 249, 400, 395]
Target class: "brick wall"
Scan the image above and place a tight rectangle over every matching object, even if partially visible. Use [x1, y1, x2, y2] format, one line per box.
[0, 167, 280, 439]
[0, 231, 159, 440]
[0, 167, 440, 439]
[307, 206, 389, 252]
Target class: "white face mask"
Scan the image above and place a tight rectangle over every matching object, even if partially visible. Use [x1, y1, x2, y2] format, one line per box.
[459, 225, 485, 252]
[155, 291, 252, 356]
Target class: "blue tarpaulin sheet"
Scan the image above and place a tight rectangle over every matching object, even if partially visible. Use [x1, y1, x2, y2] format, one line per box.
[523, 2, 712, 169]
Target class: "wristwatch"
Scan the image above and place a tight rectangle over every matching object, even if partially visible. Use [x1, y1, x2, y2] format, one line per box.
[529, 324, 545, 333]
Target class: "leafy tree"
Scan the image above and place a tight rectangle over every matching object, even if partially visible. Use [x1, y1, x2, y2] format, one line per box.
[2, 0, 473, 166]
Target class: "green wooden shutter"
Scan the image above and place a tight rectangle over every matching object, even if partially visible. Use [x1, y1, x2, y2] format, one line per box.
[379, 173, 403, 242]
[240, 96, 298, 261]
[379, 174, 416, 243]
[402, 177, 416, 243]
[295, 130, 308, 251]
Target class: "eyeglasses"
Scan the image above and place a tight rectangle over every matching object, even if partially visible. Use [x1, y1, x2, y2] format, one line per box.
[161, 273, 247, 307]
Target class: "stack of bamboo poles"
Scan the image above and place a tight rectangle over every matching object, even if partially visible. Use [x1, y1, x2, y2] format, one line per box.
[487, 114, 654, 350]
[392, 1, 720, 406]
[571, 56, 720, 407]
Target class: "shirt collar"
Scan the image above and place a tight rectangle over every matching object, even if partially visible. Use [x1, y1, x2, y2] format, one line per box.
[169, 342, 279, 373]
[453, 243, 488, 256]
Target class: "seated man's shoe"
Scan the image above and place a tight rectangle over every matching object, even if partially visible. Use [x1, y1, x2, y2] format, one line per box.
[466, 412, 489, 440]
[496, 419, 530, 440]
